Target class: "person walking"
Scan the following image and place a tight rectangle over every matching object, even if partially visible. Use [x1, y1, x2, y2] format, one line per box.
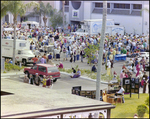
[63, 48, 66, 61]
[106, 60, 111, 76]
[136, 62, 141, 77]
[48, 53, 53, 64]
[73, 50, 76, 63]
[31, 55, 39, 66]
[80, 49, 84, 63]
[40, 56, 45, 64]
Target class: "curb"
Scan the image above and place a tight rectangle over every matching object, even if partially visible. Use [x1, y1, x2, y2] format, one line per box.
[1, 72, 24, 76]
[60, 72, 108, 84]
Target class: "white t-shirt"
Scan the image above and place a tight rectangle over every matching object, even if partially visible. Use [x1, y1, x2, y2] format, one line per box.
[118, 42, 122, 47]
[107, 61, 111, 68]
[117, 87, 125, 94]
[132, 42, 136, 46]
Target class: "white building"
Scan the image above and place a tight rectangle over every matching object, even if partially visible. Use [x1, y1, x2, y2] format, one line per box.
[2, 1, 149, 35]
[58, 1, 149, 35]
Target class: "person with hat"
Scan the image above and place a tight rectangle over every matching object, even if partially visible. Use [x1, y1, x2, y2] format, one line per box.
[34, 73, 41, 86]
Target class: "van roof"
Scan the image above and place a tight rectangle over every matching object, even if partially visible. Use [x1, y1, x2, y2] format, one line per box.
[22, 21, 39, 25]
[37, 64, 56, 67]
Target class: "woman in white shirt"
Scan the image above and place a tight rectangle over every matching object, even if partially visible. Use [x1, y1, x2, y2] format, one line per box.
[107, 60, 111, 76]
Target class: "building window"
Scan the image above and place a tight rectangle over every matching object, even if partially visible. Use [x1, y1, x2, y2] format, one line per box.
[133, 4, 142, 9]
[114, 3, 130, 9]
[115, 23, 120, 25]
[95, 3, 103, 8]
[65, 1, 69, 5]
[107, 3, 110, 8]
[95, 3, 110, 8]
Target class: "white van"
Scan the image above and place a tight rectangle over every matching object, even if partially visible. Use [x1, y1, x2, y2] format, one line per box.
[21, 21, 39, 29]
[2, 39, 35, 66]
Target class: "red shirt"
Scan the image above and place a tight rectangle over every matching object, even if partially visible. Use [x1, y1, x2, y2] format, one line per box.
[32, 57, 38, 63]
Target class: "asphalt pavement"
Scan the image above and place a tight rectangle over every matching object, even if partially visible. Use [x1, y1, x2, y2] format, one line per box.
[1, 73, 108, 94]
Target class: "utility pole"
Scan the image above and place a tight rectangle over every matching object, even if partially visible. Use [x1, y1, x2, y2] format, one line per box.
[96, 1, 107, 100]
[13, 20, 16, 65]
[62, 1, 65, 30]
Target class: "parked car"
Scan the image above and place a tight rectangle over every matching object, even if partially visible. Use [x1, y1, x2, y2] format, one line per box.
[24, 64, 60, 83]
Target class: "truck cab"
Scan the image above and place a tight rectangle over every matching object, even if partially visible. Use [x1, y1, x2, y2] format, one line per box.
[16, 50, 35, 66]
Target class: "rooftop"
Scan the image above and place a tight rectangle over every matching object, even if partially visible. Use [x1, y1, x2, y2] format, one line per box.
[1, 78, 115, 118]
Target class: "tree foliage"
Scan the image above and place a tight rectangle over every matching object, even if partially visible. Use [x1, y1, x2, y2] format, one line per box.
[84, 44, 99, 65]
[49, 9, 66, 29]
[26, 1, 54, 27]
[1, 1, 39, 23]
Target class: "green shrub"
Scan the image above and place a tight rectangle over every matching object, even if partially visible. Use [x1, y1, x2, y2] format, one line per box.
[137, 104, 148, 117]
[58, 68, 66, 72]
[66, 69, 72, 73]
[145, 97, 149, 106]
[90, 73, 97, 79]
[5, 62, 24, 71]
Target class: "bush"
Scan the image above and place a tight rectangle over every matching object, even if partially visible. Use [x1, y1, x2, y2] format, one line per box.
[58, 68, 65, 72]
[5, 62, 25, 71]
[137, 104, 148, 117]
[65, 69, 72, 73]
[145, 96, 149, 106]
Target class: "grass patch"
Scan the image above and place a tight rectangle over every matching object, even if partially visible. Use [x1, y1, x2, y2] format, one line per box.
[111, 93, 149, 118]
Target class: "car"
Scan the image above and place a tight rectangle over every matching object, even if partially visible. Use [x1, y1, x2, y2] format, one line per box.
[71, 29, 89, 36]
[24, 64, 60, 83]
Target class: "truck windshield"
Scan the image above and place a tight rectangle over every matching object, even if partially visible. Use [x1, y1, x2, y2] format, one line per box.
[21, 50, 34, 55]
[47, 67, 59, 73]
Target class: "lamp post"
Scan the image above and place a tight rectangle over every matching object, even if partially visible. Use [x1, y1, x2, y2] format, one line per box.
[96, 1, 107, 100]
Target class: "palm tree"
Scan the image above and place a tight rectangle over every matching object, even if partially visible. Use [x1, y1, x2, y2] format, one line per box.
[1, 1, 39, 65]
[26, 1, 54, 29]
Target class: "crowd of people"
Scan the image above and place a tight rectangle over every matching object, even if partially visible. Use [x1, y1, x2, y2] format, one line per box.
[2, 22, 149, 91]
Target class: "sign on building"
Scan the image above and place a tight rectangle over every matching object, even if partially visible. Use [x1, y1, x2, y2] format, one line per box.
[72, 10, 79, 18]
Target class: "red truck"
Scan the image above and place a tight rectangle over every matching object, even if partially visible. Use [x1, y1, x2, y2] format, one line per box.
[24, 64, 60, 82]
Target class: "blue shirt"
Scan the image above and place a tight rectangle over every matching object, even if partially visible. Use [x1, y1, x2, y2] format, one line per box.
[48, 55, 52, 59]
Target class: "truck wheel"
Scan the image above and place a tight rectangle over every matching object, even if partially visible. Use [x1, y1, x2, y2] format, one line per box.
[53, 78, 57, 83]
[22, 59, 27, 66]
[25, 71, 29, 78]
